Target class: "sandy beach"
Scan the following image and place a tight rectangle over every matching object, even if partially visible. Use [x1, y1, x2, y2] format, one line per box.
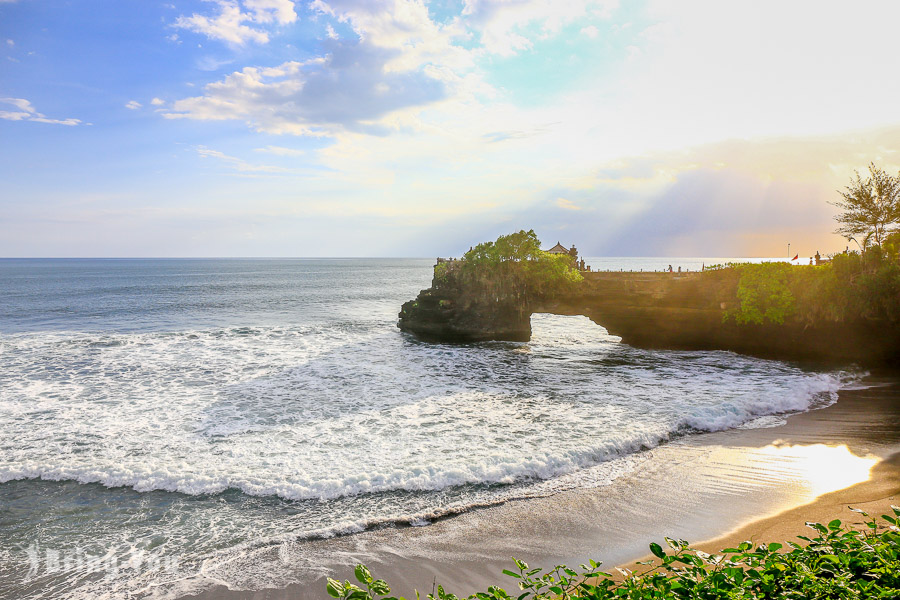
[178, 374, 900, 600]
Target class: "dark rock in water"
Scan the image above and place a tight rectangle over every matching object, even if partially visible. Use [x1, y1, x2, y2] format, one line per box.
[399, 264, 900, 366]
[398, 276, 531, 342]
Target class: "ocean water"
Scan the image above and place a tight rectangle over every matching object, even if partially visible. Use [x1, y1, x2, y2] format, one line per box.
[0, 258, 853, 599]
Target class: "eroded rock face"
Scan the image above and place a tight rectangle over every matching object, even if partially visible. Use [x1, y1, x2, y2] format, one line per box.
[398, 266, 900, 366]
[398, 281, 531, 342]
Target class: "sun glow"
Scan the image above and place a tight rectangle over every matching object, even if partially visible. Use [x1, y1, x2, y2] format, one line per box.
[756, 443, 879, 498]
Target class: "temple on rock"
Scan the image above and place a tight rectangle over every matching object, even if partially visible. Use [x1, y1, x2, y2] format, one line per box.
[546, 242, 586, 270]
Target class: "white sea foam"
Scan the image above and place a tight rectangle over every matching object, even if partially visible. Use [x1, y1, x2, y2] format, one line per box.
[0, 319, 853, 503]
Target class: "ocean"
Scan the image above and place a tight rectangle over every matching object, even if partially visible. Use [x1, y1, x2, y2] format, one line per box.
[0, 258, 853, 599]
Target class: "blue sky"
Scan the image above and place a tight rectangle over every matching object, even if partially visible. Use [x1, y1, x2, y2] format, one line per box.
[3, 0, 900, 257]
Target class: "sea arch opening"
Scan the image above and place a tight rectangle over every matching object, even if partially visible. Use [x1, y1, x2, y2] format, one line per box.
[527, 312, 621, 348]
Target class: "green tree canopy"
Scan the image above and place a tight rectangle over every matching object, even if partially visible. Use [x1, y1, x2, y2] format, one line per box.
[458, 230, 582, 298]
[831, 163, 900, 248]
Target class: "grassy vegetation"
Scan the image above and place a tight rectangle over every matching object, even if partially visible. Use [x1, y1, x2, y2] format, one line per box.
[328, 508, 900, 600]
[719, 237, 900, 326]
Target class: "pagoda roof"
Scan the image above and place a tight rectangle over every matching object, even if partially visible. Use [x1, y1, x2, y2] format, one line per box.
[546, 242, 569, 253]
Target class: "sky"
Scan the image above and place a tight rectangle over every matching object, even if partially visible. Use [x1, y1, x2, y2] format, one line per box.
[3, 0, 900, 258]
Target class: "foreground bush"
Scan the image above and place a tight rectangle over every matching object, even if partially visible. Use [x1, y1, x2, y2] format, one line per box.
[328, 507, 900, 600]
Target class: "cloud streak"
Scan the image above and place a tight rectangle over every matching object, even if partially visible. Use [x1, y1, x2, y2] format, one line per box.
[0, 98, 81, 125]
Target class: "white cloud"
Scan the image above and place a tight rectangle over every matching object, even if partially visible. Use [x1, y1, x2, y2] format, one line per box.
[325, 23, 339, 39]
[556, 197, 581, 210]
[196, 145, 291, 172]
[165, 42, 450, 135]
[166, 0, 489, 138]
[461, 0, 617, 55]
[243, 0, 296, 24]
[5, 39, 13, 46]
[125, 100, 142, 110]
[150, 97, 165, 106]
[174, 0, 296, 45]
[196, 55, 235, 71]
[0, 98, 81, 125]
[311, 0, 472, 72]
[580, 25, 599, 38]
[254, 145, 306, 156]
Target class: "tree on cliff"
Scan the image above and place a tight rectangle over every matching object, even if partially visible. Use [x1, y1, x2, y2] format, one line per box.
[831, 163, 900, 248]
[459, 230, 582, 298]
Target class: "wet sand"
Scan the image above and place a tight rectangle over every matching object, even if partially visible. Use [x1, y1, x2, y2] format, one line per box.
[689, 450, 900, 558]
[179, 378, 900, 600]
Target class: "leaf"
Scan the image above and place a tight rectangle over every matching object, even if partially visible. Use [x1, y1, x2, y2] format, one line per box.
[649, 542, 666, 558]
[371, 581, 391, 596]
[805, 521, 828, 534]
[327, 579, 344, 599]
[828, 519, 842, 531]
[767, 543, 783, 553]
[501, 570, 520, 579]
[356, 565, 373, 585]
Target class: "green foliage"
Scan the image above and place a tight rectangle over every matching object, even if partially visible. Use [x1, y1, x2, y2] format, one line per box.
[722, 250, 900, 325]
[329, 508, 900, 600]
[793, 250, 900, 323]
[464, 230, 544, 265]
[434, 262, 449, 283]
[456, 230, 583, 300]
[725, 263, 796, 325]
[831, 163, 900, 248]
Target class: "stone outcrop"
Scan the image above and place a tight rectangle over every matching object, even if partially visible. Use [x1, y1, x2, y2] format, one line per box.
[398, 264, 532, 341]
[398, 266, 900, 366]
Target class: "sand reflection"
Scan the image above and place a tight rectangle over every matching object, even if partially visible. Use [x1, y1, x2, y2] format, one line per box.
[755, 442, 879, 497]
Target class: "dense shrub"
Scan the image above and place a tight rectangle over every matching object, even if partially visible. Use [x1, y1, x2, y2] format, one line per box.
[723, 249, 900, 325]
[328, 508, 900, 600]
[725, 263, 796, 325]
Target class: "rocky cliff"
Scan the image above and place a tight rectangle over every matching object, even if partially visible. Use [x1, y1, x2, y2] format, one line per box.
[398, 266, 900, 366]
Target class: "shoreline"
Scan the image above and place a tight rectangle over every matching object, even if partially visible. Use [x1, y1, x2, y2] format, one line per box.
[177, 378, 900, 600]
